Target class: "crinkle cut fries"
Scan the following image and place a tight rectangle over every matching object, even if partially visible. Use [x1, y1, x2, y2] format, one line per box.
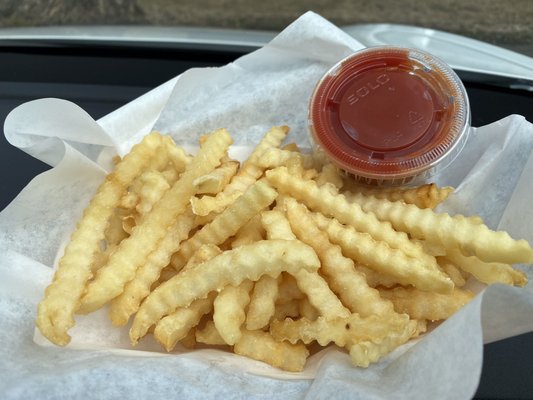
[37, 126, 532, 371]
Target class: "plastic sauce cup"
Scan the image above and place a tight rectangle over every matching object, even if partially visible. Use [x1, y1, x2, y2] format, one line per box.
[309, 46, 470, 185]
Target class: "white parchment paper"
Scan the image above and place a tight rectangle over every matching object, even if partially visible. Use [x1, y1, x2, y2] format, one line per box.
[2, 12, 533, 400]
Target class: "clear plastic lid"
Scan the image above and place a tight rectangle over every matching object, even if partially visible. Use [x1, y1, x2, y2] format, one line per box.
[309, 46, 470, 185]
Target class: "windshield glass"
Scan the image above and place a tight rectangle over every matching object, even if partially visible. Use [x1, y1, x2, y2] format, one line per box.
[1, 1, 532, 56]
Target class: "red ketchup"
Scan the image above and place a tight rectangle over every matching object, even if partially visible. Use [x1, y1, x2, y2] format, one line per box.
[309, 46, 470, 185]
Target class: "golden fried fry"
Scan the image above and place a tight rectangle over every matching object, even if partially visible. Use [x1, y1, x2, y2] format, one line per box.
[266, 167, 437, 267]
[281, 142, 300, 152]
[347, 191, 533, 264]
[231, 214, 265, 248]
[246, 274, 280, 330]
[254, 147, 305, 169]
[155, 292, 217, 352]
[213, 280, 254, 345]
[162, 135, 192, 172]
[270, 313, 416, 367]
[234, 329, 309, 372]
[315, 163, 343, 190]
[172, 180, 277, 270]
[190, 126, 288, 216]
[36, 132, 163, 346]
[445, 248, 527, 286]
[108, 208, 196, 326]
[195, 320, 227, 346]
[261, 208, 351, 319]
[135, 171, 171, 218]
[255, 147, 320, 171]
[437, 257, 468, 287]
[343, 183, 453, 209]
[130, 239, 320, 344]
[379, 286, 474, 321]
[285, 199, 395, 316]
[193, 160, 239, 195]
[310, 211, 453, 293]
[78, 129, 232, 314]
[270, 312, 419, 368]
[181, 243, 223, 272]
[154, 244, 223, 351]
[302, 168, 319, 180]
[347, 318, 418, 368]
[355, 264, 399, 288]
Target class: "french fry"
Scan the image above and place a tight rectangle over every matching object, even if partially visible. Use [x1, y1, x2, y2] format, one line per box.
[299, 297, 319, 321]
[437, 257, 468, 287]
[195, 320, 227, 346]
[347, 318, 418, 368]
[281, 142, 300, 152]
[121, 214, 136, 235]
[310, 211, 453, 293]
[213, 280, 254, 345]
[445, 248, 527, 286]
[129, 239, 320, 344]
[171, 180, 277, 270]
[412, 239, 447, 257]
[302, 168, 319, 180]
[181, 243, 223, 272]
[78, 129, 232, 314]
[234, 329, 309, 372]
[162, 135, 192, 172]
[286, 154, 306, 177]
[347, 191, 533, 264]
[254, 147, 305, 170]
[261, 208, 351, 319]
[135, 171, 171, 218]
[379, 286, 475, 321]
[190, 126, 288, 216]
[193, 160, 239, 195]
[36, 132, 163, 346]
[246, 274, 280, 330]
[108, 207, 196, 326]
[89, 245, 115, 274]
[265, 167, 437, 268]
[269, 313, 416, 367]
[342, 183, 453, 209]
[284, 198, 395, 316]
[231, 214, 265, 248]
[271, 312, 420, 368]
[315, 163, 343, 190]
[154, 244, 223, 351]
[155, 292, 217, 352]
[355, 264, 399, 288]
[255, 147, 321, 171]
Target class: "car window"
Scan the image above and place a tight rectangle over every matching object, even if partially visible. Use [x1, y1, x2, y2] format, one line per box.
[0, 1, 532, 57]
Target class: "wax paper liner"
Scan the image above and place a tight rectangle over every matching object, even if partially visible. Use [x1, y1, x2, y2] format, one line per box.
[2, 11, 533, 400]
